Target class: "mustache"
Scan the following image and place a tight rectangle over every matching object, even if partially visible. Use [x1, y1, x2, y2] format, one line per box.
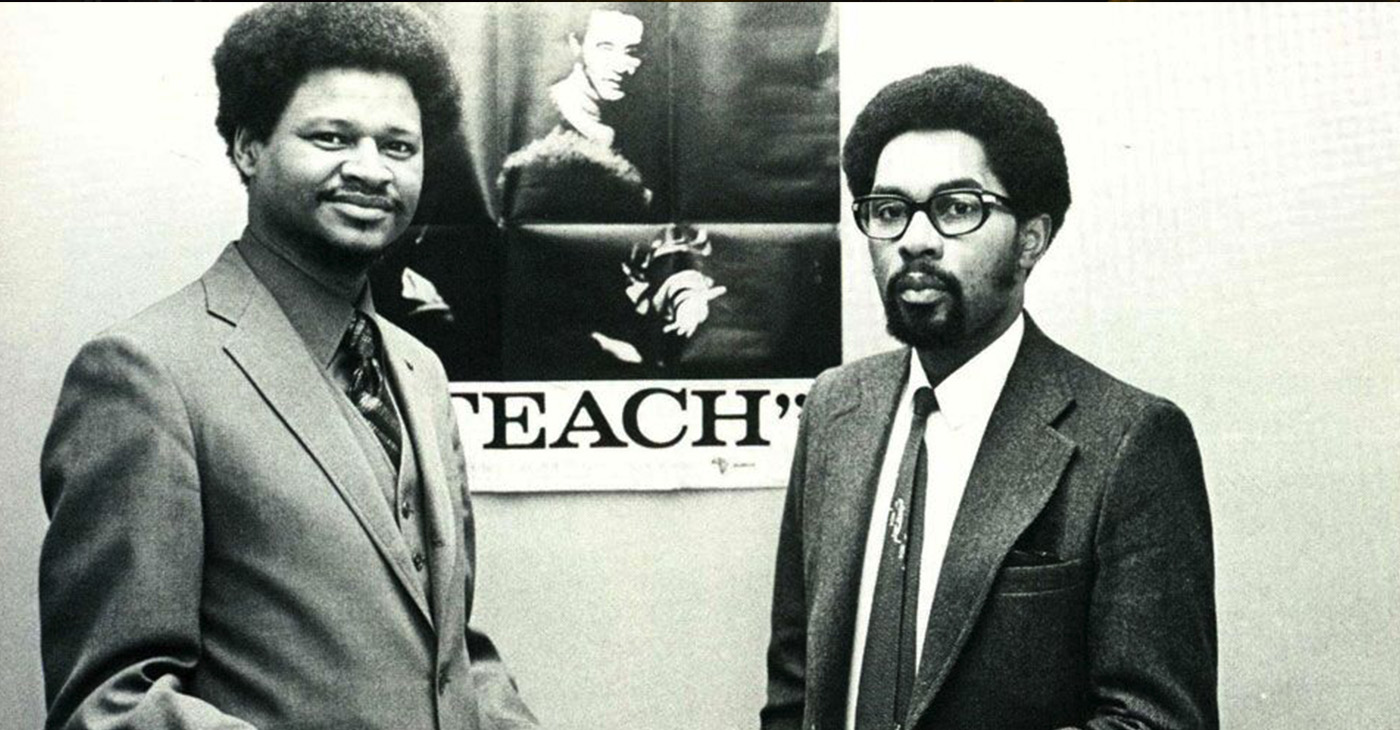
[319, 187, 401, 212]
[889, 258, 960, 297]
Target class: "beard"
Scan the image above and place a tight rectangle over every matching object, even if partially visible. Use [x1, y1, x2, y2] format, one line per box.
[882, 261, 966, 349]
[881, 252, 1021, 350]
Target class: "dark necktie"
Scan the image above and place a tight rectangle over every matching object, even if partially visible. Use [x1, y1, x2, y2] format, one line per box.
[855, 386, 938, 730]
[340, 312, 403, 471]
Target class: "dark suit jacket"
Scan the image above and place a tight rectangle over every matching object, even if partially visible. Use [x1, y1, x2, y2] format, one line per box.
[40, 244, 538, 730]
[762, 317, 1217, 730]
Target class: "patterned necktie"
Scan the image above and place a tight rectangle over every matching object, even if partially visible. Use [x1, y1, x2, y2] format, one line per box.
[340, 312, 403, 471]
[855, 386, 938, 730]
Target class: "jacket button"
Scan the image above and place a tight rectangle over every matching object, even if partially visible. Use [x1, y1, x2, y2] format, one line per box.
[413, 553, 426, 571]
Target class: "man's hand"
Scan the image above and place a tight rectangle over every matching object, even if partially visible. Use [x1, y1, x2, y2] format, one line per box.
[662, 277, 727, 337]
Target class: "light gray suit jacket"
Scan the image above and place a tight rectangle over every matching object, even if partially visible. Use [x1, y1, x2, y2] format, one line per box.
[40, 244, 537, 730]
[763, 318, 1217, 730]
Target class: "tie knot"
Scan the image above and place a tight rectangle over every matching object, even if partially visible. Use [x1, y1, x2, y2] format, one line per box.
[344, 313, 378, 363]
[913, 386, 938, 419]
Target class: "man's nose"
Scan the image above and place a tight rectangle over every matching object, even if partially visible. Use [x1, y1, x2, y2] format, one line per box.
[899, 209, 946, 259]
[341, 138, 393, 187]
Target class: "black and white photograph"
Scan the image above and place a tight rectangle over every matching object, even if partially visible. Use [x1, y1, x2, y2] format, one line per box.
[1, 3, 1396, 730]
[371, 2, 841, 384]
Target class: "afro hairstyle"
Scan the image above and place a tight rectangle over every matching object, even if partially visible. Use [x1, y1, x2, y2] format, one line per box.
[842, 64, 1071, 242]
[212, 2, 462, 184]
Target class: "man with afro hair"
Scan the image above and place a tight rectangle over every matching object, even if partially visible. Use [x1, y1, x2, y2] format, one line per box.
[763, 65, 1217, 730]
[38, 4, 539, 729]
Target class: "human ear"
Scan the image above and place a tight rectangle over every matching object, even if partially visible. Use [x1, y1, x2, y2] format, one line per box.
[1017, 214, 1053, 271]
[232, 127, 262, 180]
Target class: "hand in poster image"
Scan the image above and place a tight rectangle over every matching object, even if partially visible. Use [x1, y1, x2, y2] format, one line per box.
[502, 223, 838, 381]
[593, 224, 728, 364]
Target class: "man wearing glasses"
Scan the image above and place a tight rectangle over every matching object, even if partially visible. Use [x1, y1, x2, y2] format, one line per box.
[762, 65, 1217, 730]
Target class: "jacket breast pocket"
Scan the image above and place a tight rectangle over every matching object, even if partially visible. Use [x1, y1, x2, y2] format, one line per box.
[993, 558, 1086, 596]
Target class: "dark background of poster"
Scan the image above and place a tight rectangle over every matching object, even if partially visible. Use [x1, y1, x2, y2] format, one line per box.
[671, 2, 839, 223]
[370, 225, 504, 381]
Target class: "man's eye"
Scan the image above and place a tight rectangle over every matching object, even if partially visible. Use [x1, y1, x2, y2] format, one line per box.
[381, 140, 418, 159]
[309, 132, 349, 148]
[937, 197, 978, 219]
[874, 202, 908, 221]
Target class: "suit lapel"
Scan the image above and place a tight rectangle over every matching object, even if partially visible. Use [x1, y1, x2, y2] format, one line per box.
[808, 349, 909, 722]
[204, 245, 434, 627]
[377, 319, 460, 640]
[906, 319, 1076, 725]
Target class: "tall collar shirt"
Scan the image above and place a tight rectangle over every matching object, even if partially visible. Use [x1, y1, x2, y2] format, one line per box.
[235, 227, 373, 373]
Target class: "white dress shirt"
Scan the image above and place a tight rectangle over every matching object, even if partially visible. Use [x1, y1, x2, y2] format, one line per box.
[845, 314, 1025, 730]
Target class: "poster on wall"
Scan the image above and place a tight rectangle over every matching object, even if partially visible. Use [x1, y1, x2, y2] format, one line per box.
[370, 2, 841, 491]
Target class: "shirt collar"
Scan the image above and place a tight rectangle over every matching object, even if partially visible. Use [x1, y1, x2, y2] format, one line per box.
[907, 312, 1025, 430]
[236, 227, 375, 370]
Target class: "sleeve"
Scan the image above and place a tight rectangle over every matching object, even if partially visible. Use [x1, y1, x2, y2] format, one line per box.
[38, 335, 258, 730]
[465, 627, 541, 730]
[441, 369, 541, 730]
[760, 377, 819, 730]
[1082, 401, 1219, 730]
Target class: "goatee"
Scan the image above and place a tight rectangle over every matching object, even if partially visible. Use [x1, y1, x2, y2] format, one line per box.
[882, 261, 965, 349]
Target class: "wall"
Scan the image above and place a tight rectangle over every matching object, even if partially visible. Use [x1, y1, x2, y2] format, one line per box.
[2, 4, 1396, 730]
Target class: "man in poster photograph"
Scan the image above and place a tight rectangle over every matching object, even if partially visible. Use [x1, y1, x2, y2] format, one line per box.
[37, 4, 538, 728]
[763, 65, 1217, 730]
[499, 3, 657, 222]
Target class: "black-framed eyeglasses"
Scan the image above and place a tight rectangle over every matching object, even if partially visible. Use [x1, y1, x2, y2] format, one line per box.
[852, 189, 1015, 240]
